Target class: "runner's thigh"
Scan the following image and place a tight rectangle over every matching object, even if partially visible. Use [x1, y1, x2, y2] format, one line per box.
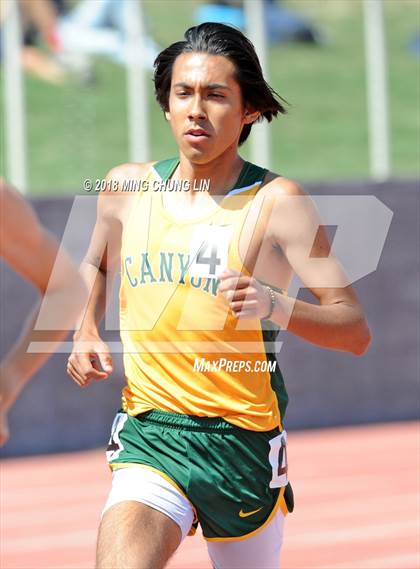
[102, 466, 195, 540]
[97, 500, 182, 569]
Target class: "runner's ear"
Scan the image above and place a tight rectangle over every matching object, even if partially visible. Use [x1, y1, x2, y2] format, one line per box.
[243, 110, 260, 124]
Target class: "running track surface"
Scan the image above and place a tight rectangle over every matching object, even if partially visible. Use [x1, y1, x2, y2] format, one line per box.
[1, 421, 419, 569]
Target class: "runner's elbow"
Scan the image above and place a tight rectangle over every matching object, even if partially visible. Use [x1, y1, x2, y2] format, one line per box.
[349, 322, 371, 356]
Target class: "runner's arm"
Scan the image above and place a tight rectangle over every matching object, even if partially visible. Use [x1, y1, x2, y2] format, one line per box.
[266, 181, 371, 355]
[69, 163, 150, 386]
[74, 163, 149, 341]
[219, 180, 371, 355]
[0, 182, 87, 442]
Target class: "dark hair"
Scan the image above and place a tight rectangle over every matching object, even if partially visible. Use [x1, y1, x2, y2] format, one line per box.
[153, 22, 287, 145]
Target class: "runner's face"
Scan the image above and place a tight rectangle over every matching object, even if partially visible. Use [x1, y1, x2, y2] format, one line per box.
[166, 53, 249, 163]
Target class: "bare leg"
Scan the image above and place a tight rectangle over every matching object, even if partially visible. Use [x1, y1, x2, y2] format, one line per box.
[96, 500, 182, 569]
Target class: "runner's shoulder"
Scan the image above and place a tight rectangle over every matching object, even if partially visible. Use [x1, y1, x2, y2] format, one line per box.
[260, 171, 307, 199]
[105, 161, 154, 185]
[98, 161, 154, 216]
[257, 171, 314, 218]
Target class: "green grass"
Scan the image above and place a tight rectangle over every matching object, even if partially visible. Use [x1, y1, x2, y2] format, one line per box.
[0, 0, 418, 194]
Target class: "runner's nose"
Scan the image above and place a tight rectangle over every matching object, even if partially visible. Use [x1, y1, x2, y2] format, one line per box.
[188, 95, 207, 121]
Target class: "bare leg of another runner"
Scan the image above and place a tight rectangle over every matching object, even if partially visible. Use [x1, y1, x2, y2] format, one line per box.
[96, 501, 182, 569]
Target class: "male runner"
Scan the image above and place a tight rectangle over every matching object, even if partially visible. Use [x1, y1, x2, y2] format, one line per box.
[67, 23, 371, 569]
[0, 180, 86, 445]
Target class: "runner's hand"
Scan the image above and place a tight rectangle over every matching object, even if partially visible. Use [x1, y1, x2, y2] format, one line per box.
[0, 406, 10, 447]
[0, 363, 21, 446]
[219, 269, 272, 319]
[67, 336, 113, 388]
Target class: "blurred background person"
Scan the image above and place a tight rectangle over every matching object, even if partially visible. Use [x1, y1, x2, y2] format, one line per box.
[0, 0, 159, 86]
[194, 0, 321, 44]
[0, 0, 68, 84]
[57, 0, 160, 69]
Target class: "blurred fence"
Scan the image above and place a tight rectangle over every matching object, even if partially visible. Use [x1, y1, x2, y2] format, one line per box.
[1, 178, 418, 458]
[1, 0, 418, 193]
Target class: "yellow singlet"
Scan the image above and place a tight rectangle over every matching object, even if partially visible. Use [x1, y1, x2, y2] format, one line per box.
[119, 158, 289, 431]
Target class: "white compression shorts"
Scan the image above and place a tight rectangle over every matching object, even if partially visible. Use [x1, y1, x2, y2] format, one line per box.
[102, 466, 285, 569]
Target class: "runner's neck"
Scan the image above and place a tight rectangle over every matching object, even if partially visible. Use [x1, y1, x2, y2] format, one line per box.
[173, 153, 246, 197]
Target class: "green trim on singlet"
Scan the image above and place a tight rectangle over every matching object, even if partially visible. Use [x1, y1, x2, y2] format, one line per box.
[233, 161, 267, 190]
[153, 158, 268, 191]
[153, 157, 179, 180]
[263, 326, 293, 518]
[262, 327, 289, 422]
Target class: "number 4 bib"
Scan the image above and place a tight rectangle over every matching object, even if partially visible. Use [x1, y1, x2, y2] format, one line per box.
[188, 224, 234, 279]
